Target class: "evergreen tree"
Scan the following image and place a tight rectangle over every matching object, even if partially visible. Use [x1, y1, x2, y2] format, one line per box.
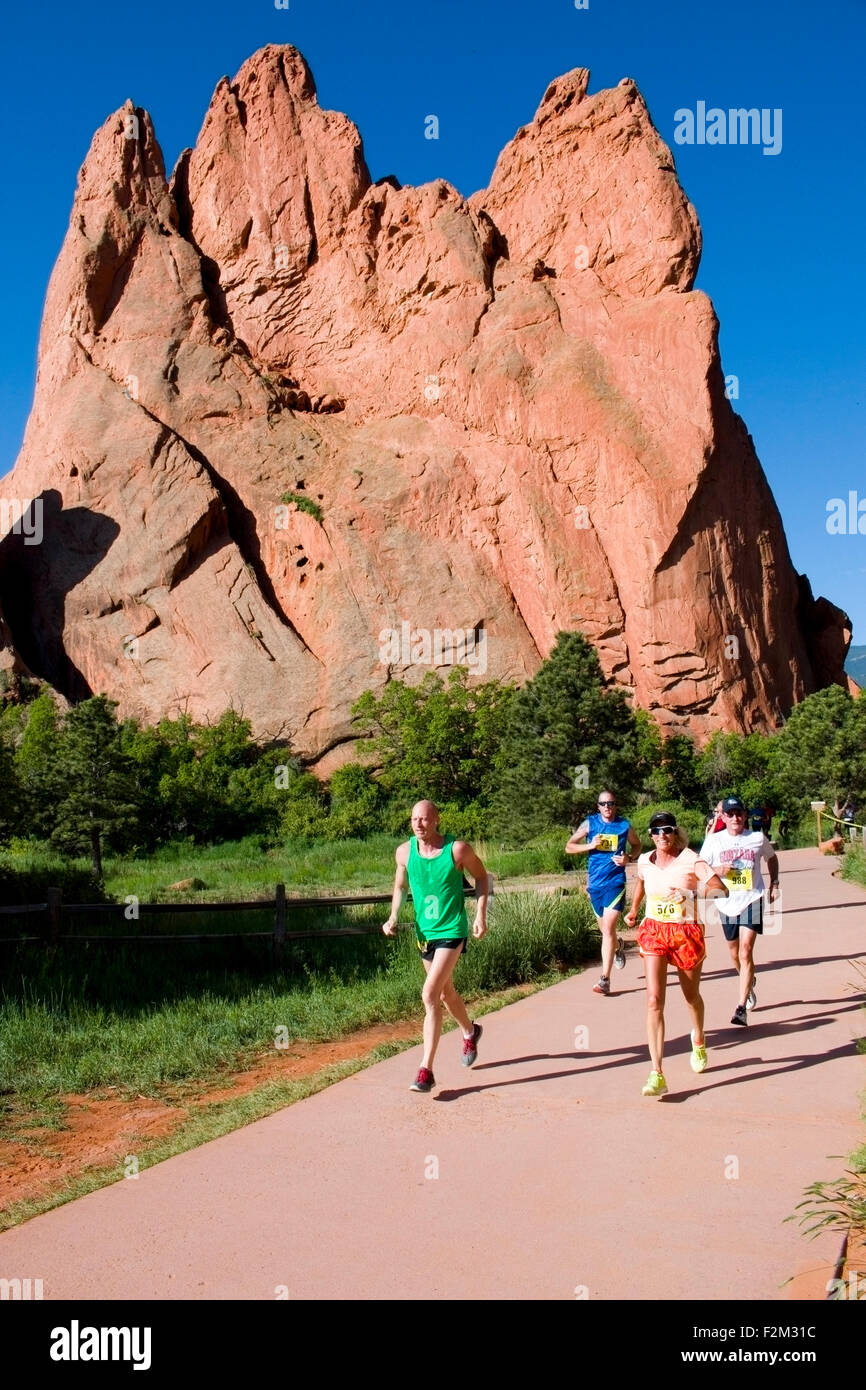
[14, 689, 64, 840]
[491, 631, 642, 838]
[770, 686, 866, 814]
[51, 696, 142, 878]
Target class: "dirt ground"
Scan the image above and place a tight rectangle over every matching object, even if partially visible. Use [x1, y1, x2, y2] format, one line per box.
[1, 982, 541, 1216]
[0, 1017, 425, 1213]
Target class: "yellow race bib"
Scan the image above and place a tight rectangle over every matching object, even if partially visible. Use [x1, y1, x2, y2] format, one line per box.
[725, 867, 753, 891]
[595, 834, 619, 853]
[647, 895, 686, 922]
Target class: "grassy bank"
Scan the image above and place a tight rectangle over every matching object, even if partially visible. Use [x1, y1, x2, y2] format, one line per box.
[0, 831, 575, 904]
[0, 891, 597, 1100]
[840, 844, 866, 889]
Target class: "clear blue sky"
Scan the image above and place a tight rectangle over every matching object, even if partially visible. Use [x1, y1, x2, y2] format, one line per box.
[1, 0, 864, 639]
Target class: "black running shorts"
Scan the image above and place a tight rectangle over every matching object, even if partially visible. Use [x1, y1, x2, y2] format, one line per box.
[417, 937, 468, 962]
[720, 901, 763, 939]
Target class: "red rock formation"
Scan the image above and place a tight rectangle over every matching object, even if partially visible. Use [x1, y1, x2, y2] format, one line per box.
[0, 46, 850, 760]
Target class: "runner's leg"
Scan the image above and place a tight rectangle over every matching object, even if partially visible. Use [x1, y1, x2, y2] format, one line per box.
[440, 958, 472, 1035]
[421, 946, 466, 1069]
[599, 902, 622, 978]
[727, 932, 740, 983]
[644, 953, 668, 1075]
[677, 961, 705, 1046]
[737, 926, 758, 1008]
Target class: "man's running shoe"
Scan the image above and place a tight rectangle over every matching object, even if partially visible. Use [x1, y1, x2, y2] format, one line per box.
[689, 1030, 708, 1073]
[731, 1005, 748, 1027]
[593, 976, 611, 995]
[641, 1071, 668, 1098]
[461, 1022, 483, 1067]
[613, 938, 626, 970]
[746, 982, 757, 1011]
[409, 1067, 435, 1092]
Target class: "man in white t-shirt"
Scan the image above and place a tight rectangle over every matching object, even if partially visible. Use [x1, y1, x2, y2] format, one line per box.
[700, 795, 779, 1026]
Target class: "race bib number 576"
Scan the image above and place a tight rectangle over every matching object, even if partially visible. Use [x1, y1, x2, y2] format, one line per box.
[646, 895, 685, 922]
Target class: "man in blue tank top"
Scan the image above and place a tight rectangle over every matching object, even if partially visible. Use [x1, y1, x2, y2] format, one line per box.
[566, 789, 641, 995]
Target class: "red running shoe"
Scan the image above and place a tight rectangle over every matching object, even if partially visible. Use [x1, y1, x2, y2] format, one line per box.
[409, 1067, 435, 1092]
[461, 1023, 483, 1067]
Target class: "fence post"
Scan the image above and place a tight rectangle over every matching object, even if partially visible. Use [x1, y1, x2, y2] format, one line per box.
[273, 883, 286, 954]
[46, 886, 62, 948]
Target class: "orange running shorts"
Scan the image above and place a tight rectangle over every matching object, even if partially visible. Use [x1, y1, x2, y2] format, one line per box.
[638, 917, 706, 972]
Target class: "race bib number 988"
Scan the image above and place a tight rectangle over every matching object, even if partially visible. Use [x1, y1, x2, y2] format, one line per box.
[725, 867, 753, 890]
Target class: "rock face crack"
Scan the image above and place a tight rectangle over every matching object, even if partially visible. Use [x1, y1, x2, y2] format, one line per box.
[133, 400, 320, 662]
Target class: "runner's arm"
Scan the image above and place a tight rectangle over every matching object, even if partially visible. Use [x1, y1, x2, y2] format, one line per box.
[625, 828, 642, 860]
[453, 842, 489, 938]
[382, 850, 409, 935]
[696, 857, 728, 900]
[766, 847, 780, 901]
[565, 820, 600, 855]
[624, 866, 645, 925]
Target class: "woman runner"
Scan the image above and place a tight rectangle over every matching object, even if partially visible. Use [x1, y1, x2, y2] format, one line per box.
[624, 811, 728, 1097]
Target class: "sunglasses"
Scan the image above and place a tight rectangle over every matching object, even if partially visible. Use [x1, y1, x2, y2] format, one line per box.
[723, 810, 745, 817]
[650, 827, 677, 836]
[598, 800, 616, 807]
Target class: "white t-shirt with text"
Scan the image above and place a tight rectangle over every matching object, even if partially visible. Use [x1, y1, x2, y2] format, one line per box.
[699, 829, 773, 916]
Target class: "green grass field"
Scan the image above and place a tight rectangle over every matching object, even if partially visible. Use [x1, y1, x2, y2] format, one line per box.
[0, 891, 598, 1100]
[0, 830, 575, 904]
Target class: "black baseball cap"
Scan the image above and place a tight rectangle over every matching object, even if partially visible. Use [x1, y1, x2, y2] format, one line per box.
[721, 797, 746, 813]
[649, 811, 678, 830]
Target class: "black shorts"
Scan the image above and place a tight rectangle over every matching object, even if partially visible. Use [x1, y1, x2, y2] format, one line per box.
[417, 937, 468, 962]
[720, 901, 763, 940]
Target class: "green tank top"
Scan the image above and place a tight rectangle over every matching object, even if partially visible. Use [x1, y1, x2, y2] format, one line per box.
[407, 835, 468, 945]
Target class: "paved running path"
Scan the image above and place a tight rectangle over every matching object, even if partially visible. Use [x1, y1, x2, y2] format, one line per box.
[1, 849, 864, 1301]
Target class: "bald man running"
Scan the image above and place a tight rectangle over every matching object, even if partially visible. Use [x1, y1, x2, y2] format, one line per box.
[383, 800, 489, 1093]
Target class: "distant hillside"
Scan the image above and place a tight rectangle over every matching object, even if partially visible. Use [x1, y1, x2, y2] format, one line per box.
[846, 645, 866, 686]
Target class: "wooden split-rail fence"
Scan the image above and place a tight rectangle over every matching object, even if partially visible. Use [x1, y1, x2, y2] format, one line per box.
[0, 885, 487, 950]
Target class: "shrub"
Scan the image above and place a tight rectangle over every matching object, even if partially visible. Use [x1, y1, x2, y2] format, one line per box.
[281, 492, 323, 523]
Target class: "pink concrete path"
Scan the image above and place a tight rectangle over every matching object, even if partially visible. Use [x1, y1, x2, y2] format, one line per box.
[1, 848, 864, 1301]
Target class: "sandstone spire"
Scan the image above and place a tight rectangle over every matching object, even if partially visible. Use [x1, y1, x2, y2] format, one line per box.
[0, 46, 850, 759]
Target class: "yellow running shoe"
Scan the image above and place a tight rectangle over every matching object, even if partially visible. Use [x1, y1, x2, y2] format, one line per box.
[641, 1070, 668, 1097]
[690, 1030, 708, 1074]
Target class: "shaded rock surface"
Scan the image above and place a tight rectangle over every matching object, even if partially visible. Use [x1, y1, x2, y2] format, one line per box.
[0, 46, 850, 760]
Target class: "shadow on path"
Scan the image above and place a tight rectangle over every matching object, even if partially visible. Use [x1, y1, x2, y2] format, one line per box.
[781, 901, 866, 915]
[435, 1015, 859, 1102]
